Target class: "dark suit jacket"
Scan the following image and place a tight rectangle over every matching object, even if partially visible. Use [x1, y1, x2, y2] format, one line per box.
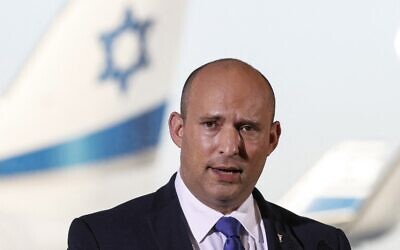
[68, 174, 351, 249]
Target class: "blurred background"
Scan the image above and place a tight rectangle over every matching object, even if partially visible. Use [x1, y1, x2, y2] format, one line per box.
[0, 0, 399, 249]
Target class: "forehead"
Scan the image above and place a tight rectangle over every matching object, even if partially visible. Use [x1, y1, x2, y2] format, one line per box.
[186, 62, 273, 119]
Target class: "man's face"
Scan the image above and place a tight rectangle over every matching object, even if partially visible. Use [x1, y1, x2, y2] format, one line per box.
[169, 63, 280, 213]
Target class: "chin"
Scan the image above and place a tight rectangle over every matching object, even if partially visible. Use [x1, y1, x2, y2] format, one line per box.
[209, 187, 241, 203]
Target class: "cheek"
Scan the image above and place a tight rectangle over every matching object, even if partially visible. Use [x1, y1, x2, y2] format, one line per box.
[244, 140, 269, 164]
[181, 124, 219, 162]
[192, 128, 217, 149]
[200, 133, 216, 149]
[182, 132, 214, 162]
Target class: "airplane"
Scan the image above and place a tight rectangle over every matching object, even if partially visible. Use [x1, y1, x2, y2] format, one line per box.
[279, 140, 400, 246]
[0, 0, 185, 248]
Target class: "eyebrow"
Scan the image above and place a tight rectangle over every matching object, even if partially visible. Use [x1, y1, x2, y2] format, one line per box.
[198, 115, 223, 121]
[198, 115, 262, 127]
[236, 119, 262, 128]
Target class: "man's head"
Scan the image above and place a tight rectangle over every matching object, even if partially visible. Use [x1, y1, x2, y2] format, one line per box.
[169, 58, 281, 214]
[180, 59, 276, 121]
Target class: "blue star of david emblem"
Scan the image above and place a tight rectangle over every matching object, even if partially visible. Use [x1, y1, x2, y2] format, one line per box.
[99, 9, 152, 91]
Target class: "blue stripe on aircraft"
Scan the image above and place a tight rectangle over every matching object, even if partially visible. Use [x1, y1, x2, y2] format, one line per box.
[0, 103, 166, 175]
[306, 197, 362, 212]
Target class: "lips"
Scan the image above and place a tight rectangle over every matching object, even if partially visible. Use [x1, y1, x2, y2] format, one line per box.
[208, 166, 242, 182]
[210, 167, 242, 174]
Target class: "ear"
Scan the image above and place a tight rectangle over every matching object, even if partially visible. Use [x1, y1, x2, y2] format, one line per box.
[168, 112, 184, 148]
[267, 121, 281, 155]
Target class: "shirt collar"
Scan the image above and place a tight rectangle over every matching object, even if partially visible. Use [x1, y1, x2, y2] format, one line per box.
[175, 170, 261, 244]
[229, 192, 260, 241]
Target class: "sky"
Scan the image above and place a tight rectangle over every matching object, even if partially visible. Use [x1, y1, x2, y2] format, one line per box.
[0, 0, 66, 94]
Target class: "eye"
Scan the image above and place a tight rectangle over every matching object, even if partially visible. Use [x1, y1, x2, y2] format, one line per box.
[203, 121, 217, 129]
[240, 124, 255, 132]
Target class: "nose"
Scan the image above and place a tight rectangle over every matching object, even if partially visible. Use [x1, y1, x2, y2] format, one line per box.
[218, 126, 241, 156]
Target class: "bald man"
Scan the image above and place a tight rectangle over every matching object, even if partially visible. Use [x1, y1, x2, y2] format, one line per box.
[68, 59, 351, 250]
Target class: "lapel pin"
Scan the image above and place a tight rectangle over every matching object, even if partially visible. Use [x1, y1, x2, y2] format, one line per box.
[277, 233, 283, 243]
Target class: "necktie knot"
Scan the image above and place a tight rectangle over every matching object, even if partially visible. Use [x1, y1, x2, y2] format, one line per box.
[215, 217, 242, 238]
[215, 217, 244, 249]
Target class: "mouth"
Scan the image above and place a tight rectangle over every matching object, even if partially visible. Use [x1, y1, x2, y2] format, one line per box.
[209, 166, 243, 174]
[207, 166, 243, 182]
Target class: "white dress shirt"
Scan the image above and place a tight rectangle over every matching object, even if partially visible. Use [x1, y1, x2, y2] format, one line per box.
[175, 170, 268, 250]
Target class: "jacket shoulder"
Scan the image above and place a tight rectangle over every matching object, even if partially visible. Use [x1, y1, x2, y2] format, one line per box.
[81, 191, 156, 224]
[69, 192, 157, 248]
[253, 188, 351, 249]
[266, 201, 351, 249]
[267, 201, 334, 230]
[68, 186, 169, 250]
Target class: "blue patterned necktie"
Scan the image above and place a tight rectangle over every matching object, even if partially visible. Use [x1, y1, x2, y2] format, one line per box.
[214, 217, 245, 250]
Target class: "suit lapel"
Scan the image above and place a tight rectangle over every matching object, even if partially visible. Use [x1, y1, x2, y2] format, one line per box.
[146, 175, 304, 250]
[253, 188, 303, 250]
[147, 174, 193, 250]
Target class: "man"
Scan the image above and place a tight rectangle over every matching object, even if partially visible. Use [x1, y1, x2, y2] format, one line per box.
[68, 58, 351, 249]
